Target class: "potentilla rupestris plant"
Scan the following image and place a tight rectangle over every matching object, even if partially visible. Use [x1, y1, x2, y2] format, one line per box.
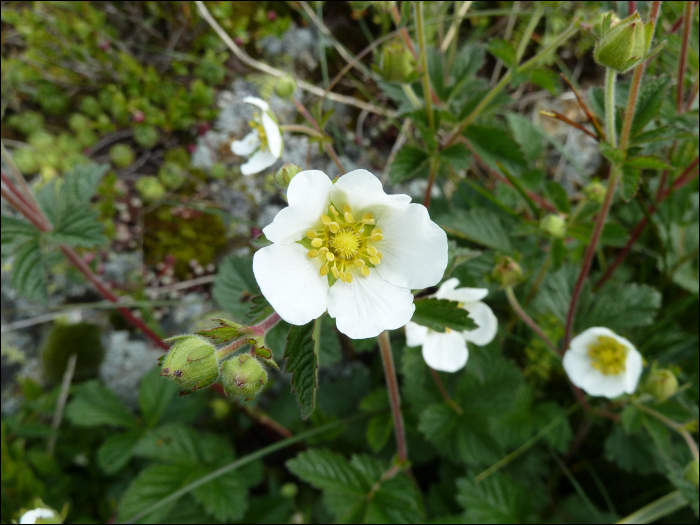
[253, 169, 448, 339]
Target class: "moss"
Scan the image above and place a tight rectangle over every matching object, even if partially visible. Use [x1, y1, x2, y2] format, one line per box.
[41, 322, 105, 385]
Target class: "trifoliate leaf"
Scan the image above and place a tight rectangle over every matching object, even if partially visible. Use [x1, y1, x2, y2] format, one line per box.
[412, 298, 478, 332]
[457, 474, 537, 524]
[284, 318, 321, 419]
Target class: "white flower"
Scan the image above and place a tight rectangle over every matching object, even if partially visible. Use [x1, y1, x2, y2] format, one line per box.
[20, 508, 57, 524]
[253, 169, 448, 339]
[231, 97, 283, 176]
[405, 278, 498, 372]
[563, 327, 643, 398]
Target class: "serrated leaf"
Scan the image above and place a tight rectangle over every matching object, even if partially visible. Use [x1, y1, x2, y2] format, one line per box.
[506, 113, 545, 162]
[631, 75, 671, 137]
[133, 423, 201, 463]
[463, 126, 527, 173]
[212, 255, 259, 320]
[631, 126, 693, 145]
[65, 380, 137, 428]
[621, 165, 641, 202]
[138, 367, 180, 428]
[625, 156, 673, 170]
[284, 318, 320, 419]
[190, 466, 248, 522]
[1, 215, 38, 242]
[9, 237, 48, 304]
[366, 414, 392, 453]
[196, 318, 247, 344]
[412, 298, 478, 332]
[529, 69, 561, 95]
[97, 430, 142, 474]
[545, 181, 571, 214]
[61, 163, 109, 203]
[621, 405, 645, 433]
[487, 39, 516, 68]
[390, 145, 431, 184]
[287, 449, 369, 495]
[452, 43, 484, 85]
[117, 463, 192, 523]
[46, 206, 106, 247]
[439, 143, 472, 172]
[604, 425, 661, 475]
[580, 283, 662, 332]
[439, 208, 512, 252]
[457, 474, 537, 524]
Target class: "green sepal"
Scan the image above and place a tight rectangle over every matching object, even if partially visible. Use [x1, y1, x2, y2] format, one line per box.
[196, 318, 250, 344]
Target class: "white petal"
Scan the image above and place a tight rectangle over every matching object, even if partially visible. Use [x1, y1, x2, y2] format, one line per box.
[374, 203, 448, 289]
[253, 243, 329, 326]
[582, 373, 628, 398]
[623, 347, 643, 394]
[262, 170, 333, 244]
[563, 350, 598, 390]
[243, 96, 270, 111]
[231, 130, 260, 156]
[435, 281, 489, 303]
[405, 321, 429, 347]
[421, 330, 469, 373]
[327, 269, 415, 339]
[462, 301, 498, 346]
[330, 169, 412, 219]
[241, 149, 277, 176]
[20, 509, 55, 525]
[568, 326, 618, 355]
[262, 112, 283, 158]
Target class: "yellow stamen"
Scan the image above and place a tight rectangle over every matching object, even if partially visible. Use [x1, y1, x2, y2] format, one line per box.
[329, 205, 338, 217]
[368, 246, 378, 256]
[320, 265, 329, 277]
[311, 238, 323, 248]
[361, 266, 370, 276]
[329, 222, 340, 233]
[339, 272, 347, 282]
[331, 267, 339, 279]
[354, 259, 365, 267]
[306, 230, 316, 239]
[371, 232, 383, 242]
[307, 249, 318, 258]
[377, 252, 383, 259]
[344, 212, 353, 223]
[321, 215, 332, 225]
[345, 272, 353, 283]
[362, 212, 374, 224]
[369, 256, 380, 265]
[587, 336, 628, 375]
[325, 252, 335, 261]
[342, 204, 352, 214]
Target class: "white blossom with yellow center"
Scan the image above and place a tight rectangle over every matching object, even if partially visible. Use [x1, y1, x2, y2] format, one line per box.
[231, 97, 282, 176]
[405, 278, 498, 372]
[19, 508, 58, 524]
[253, 169, 448, 339]
[563, 326, 642, 398]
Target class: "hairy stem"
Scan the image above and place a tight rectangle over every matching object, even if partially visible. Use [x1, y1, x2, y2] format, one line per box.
[677, 1, 694, 112]
[604, 68, 617, 148]
[415, 1, 434, 131]
[378, 330, 408, 464]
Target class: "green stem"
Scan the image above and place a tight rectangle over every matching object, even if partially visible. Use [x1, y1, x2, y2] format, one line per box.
[415, 1, 435, 131]
[604, 68, 617, 148]
[633, 400, 699, 461]
[402, 84, 422, 109]
[505, 287, 561, 358]
[514, 2, 544, 64]
[617, 491, 688, 524]
[378, 330, 408, 464]
[122, 412, 375, 524]
[279, 124, 325, 138]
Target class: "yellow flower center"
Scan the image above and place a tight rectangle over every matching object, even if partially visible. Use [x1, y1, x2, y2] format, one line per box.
[303, 204, 384, 283]
[249, 115, 268, 152]
[587, 335, 628, 375]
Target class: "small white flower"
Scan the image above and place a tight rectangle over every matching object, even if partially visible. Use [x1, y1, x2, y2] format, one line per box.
[253, 169, 448, 339]
[563, 326, 643, 398]
[231, 97, 283, 176]
[405, 278, 498, 373]
[20, 508, 57, 524]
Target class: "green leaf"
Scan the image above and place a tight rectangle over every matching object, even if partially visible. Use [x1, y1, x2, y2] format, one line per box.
[117, 463, 192, 523]
[580, 283, 662, 332]
[366, 414, 392, 453]
[389, 145, 431, 184]
[545, 181, 571, 214]
[190, 466, 248, 522]
[452, 43, 484, 85]
[439, 208, 512, 252]
[46, 206, 106, 247]
[1, 215, 38, 243]
[65, 380, 137, 428]
[631, 75, 671, 137]
[621, 165, 641, 202]
[551, 238, 566, 271]
[196, 318, 247, 344]
[212, 255, 259, 320]
[284, 318, 321, 420]
[9, 237, 48, 304]
[412, 298, 478, 332]
[625, 156, 673, 170]
[529, 69, 561, 95]
[97, 430, 142, 475]
[138, 367, 180, 428]
[439, 143, 472, 172]
[457, 474, 538, 524]
[61, 163, 109, 203]
[631, 126, 693, 145]
[621, 405, 645, 433]
[604, 425, 661, 475]
[506, 113, 545, 162]
[286, 449, 369, 495]
[463, 126, 527, 174]
[133, 423, 201, 463]
[487, 39, 516, 68]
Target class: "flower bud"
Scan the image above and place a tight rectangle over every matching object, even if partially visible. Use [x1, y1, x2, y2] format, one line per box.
[281, 482, 298, 499]
[219, 354, 268, 399]
[274, 76, 297, 99]
[378, 41, 416, 83]
[594, 12, 649, 72]
[584, 181, 606, 204]
[160, 335, 219, 394]
[540, 214, 567, 238]
[644, 368, 679, 402]
[275, 163, 302, 188]
[685, 460, 699, 489]
[492, 256, 523, 287]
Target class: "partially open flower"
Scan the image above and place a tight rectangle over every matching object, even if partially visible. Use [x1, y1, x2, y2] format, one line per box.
[253, 169, 448, 339]
[231, 97, 283, 176]
[563, 327, 642, 398]
[19, 508, 60, 524]
[405, 278, 498, 372]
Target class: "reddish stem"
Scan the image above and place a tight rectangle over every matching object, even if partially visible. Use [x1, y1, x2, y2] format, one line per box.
[677, 1, 694, 112]
[1, 172, 48, 228]
[378, 330, 408, 464]
[1, 186, 49, 232]
[250, 312, 282, 336]
[628, 1, 636, 14]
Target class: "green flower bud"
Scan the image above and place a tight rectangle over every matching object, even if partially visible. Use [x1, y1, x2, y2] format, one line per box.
[540, 214, 567, 238]
[281, 482, 298, 499]
[274, 76, 297, 99]
[644, 368, 679, 402]
[584, 181, 606, 205]
[275, 163, 302, 188]
[160, 335, 219, 393]
[219, 354, 268, 399]
[378, 41, 416, 83]
[594, 12, 650, 72]
[109, 143, 135, 168]
[135, 176, 166, 201]
[492, 256, 523, 288]
[685, 460, 699, 489]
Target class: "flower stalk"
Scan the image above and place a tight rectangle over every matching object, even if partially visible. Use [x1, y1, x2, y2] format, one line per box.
[505, 287, 560, 358]
[378, 330, 408, 464]
[415, 1, 434, 132]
